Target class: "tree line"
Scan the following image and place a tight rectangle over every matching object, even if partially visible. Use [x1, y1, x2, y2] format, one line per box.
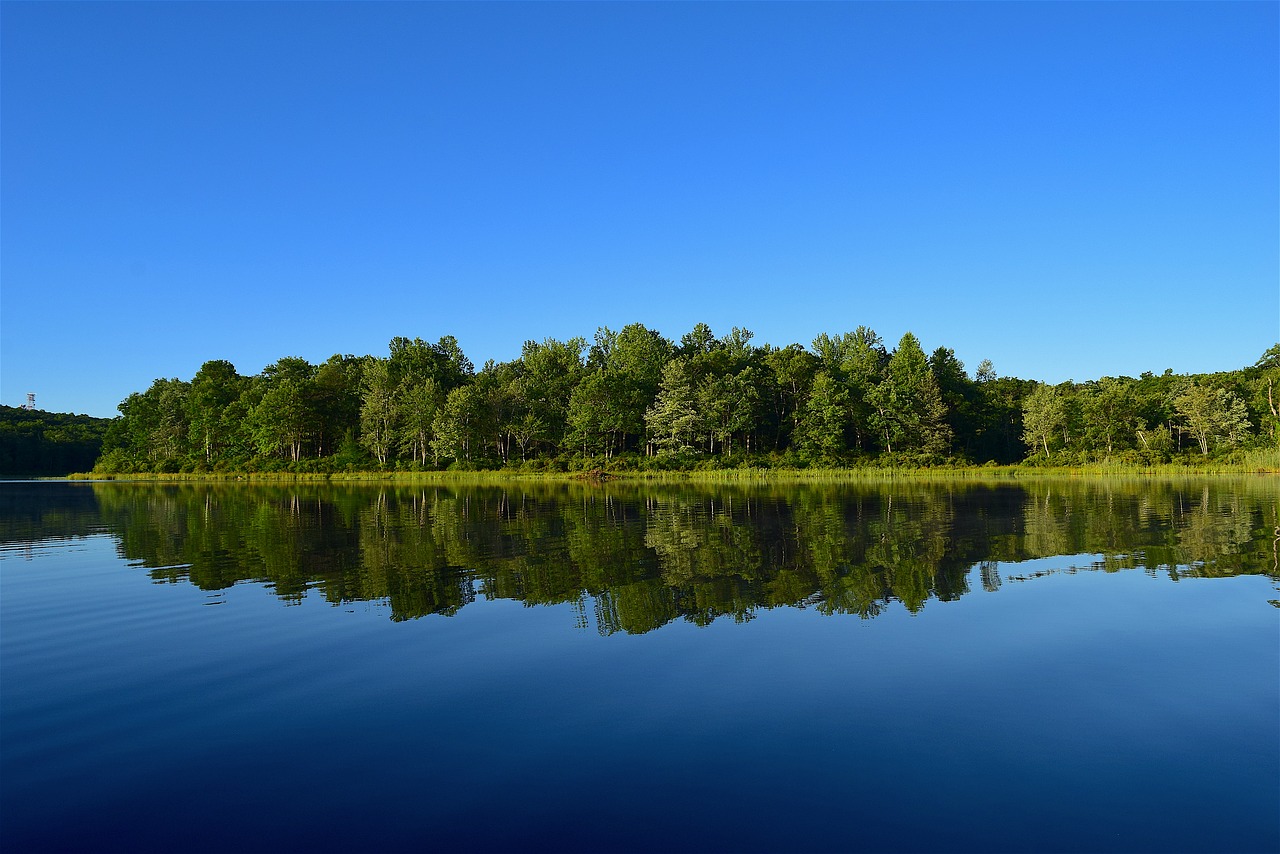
[0, 406, 110, 476]
[92, 324, 1279, 473]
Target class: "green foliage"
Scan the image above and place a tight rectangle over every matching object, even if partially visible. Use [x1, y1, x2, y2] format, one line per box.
[188, 359, 245, 463]
[1174, 383, 1251, 455]
[647, 358, 701, 454]
[1022, 383, 1068, 460]
[795, 371, 849, 464]
[868, 333, 952, 456]
[90, 332, 1278, 475]
[0, 406, 110, 475]
[359, 358, 397, 466]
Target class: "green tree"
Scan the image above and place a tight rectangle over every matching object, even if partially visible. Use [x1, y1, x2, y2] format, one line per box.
[725, 367, 763, 456]
[697, 370, 759, 457]
[251, 379, 311, 461]
[432, 335, 475, 387]
[868, 333, 951, 457]
[388, 336, 472, 394]
[520, 337, 586, 451]
[1022, 383, 1068, 460]
[360, 358, 397, 467]
[1080, 377, 1137, 457]
[188, 360, 244, 464]
[761, 344, 817, 451]
[112, 377, 192, 466]
[646, 358, 701, 454]
[311, 355, 363, 458]
[795, 371, 849, 464]
[399, 378, 442, 466]
[2, 406, 109, 476]
[588, 323, 676, 455]
[679, 322, 719, 358]
[1174, 383, 1251, 455]
[567, 371, 616, 458]
[929, 347, 976, 457]
[970, 365, 1034, 464]
[248, 357, 320, 462]
[719, 326, 755, 367]
[815, 327, 886, 452]
[1251, 345, 1280, 448]
[432, 384, 490, 464]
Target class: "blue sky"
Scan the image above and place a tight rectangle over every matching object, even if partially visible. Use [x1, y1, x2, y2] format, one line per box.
[3, 1, 1276, 418]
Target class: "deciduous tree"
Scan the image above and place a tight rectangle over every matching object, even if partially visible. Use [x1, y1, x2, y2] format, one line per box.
[1174, 383, 1251, 455]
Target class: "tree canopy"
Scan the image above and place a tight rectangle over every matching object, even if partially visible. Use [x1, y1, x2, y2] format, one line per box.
[86, 325, 1278, 474]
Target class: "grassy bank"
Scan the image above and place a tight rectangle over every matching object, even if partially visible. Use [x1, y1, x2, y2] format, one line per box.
[66, 451, 1280, 485]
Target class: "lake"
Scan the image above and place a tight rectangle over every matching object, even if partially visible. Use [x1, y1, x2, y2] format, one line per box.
[1, 478, 1277, 853]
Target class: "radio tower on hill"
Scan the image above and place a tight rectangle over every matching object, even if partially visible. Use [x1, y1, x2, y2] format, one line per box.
[24, 393, 35, 410]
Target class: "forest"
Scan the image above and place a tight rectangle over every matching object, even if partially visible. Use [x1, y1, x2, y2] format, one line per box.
[89, 324, 1278, 474]
[0, 406, 110, 476]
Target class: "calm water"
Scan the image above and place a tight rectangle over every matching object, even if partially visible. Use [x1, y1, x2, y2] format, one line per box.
[1, 478, 1277, 853]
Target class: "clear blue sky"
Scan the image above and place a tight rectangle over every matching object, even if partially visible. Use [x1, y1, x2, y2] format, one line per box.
[3, 1, 1276, 418]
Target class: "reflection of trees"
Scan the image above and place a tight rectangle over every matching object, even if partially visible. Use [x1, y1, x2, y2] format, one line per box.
[644, 496, 765, 625]
[0, 483, 103, 546]
[791, 488, 974, 616]
[863, 491, 961, 613]
[1022, 486, 1076, 563]
[76, 477, 1280, 632]
[979, 561, 1002, 592]
[1008, 478, 1277, 583]
[1174, 486, 1259, 577]
[356, 490, 475, 621]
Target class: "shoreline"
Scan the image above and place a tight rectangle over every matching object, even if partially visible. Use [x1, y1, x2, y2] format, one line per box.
[62, 462, 1280, 484]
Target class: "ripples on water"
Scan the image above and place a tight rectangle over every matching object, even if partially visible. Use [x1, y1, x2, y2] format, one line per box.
[1, 479, 1277, 853]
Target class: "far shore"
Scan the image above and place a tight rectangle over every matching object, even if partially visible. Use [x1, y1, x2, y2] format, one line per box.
[63, 460, 1280, 485]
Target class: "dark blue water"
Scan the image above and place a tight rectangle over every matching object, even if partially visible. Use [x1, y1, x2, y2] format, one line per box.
[2, 480, 1277, 852]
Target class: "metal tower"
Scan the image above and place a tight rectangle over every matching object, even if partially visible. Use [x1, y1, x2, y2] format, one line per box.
[24, 393, 35, 410]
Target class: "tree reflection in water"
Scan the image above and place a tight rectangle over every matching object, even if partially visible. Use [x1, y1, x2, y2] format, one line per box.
[69, 478, 1280, 630]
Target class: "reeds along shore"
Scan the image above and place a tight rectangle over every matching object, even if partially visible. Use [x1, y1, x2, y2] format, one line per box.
[65, 450, 1280, 485]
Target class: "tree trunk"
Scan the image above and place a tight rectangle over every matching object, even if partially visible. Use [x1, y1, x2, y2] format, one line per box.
[1270, 379, 1278, 446]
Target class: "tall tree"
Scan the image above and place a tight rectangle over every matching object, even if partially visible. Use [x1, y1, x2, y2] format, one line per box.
[795, 371, 850, 464]
[720, 327, 755, 367]
[1022, 383, 1068, 460]
[252, 358, 318, 462]
[431, 384, 490, 465]
[113, 378, 192, 465]
[761, 344, 816, 450]
[188, 360, 243, 464]
[646, 358, 701, 454]
[679, 322, 719, 358]
[567, 371, 621, 458]
[1174, 383, 1251, 455]
[251, 380, 311, 461]
[815, 327, 886, 452]
[520, 337, 586, 451]
[360, 358, 397, 467]
[1080, 377, 1137, 457]
[312, 354, 363, 458]
[1251, 345, 1280, 448]
[399, 378, 442, 466]
[868, 333, 951, 456]
[929, 347, 976, 457]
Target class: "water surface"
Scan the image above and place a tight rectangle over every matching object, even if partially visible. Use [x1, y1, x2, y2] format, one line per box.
[2, 479, 1277, 852]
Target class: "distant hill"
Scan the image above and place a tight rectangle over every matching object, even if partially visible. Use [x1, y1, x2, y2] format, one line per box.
[0, 406, 112, 476]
